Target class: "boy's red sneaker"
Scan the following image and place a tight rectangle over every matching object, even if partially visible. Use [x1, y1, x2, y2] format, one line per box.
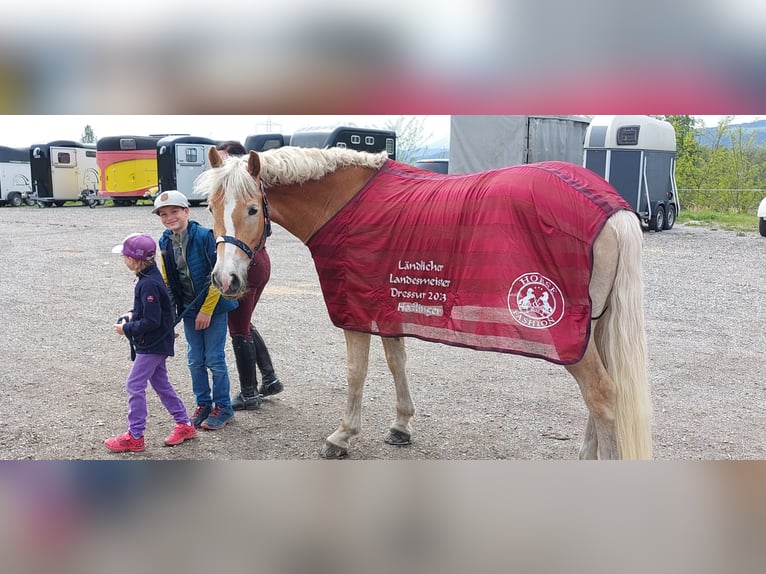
[164, 422, 197, 446]
[104, 432, 145, 453]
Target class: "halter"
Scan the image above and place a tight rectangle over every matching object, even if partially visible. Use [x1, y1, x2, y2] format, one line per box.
[215, 181, 272, 264]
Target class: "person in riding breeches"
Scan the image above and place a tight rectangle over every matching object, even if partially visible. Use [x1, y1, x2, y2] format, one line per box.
[227, 247, 283, 410]
[217, 140, 283, 411]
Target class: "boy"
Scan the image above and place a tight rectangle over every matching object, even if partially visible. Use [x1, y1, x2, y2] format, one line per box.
[153, 190, 239, 430]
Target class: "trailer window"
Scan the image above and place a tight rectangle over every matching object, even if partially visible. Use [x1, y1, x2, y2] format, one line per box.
[260, 138, 283, 151]
[365, 136, 375, 145]
[351, 135, 361, 144]
[617, 126, 640, 146]
[86, 150, 96, 158]
[120, 139, 137, 150]
[185, 148, 198, 163]
[55, 152, 72, 165]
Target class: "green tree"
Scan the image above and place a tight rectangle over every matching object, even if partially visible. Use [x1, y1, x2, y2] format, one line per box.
[379, 116, 432, 163]
[660, 115, 703, 189]
[659, 116, 766, 212]
[81, 124, 96, 144]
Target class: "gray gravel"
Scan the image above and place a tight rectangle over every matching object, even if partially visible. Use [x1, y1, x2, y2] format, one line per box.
[1, 203, 764, 459]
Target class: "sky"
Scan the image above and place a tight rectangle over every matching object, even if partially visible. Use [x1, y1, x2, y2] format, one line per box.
[0, 116, 452, 149]
[0, 115, 760, 149]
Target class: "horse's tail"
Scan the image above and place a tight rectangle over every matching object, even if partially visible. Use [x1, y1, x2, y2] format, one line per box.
[596, 209, 653, 459]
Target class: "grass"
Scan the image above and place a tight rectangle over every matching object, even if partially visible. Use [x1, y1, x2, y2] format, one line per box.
[678, 209, 759, 233]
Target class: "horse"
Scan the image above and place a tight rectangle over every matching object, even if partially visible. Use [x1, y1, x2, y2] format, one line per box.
[195, 146, 653, 460]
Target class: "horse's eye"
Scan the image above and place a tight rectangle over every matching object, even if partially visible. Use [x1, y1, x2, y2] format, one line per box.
[248, 206, 259, 217]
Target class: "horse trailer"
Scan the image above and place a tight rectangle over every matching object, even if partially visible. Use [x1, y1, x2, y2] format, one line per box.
[156, 135, 218, 206]
[244, 133, 290, 152]
[97, 135, 161, 205]
[0, 146, 33, 207]
[245, 126, 397, 159]
[449, 115, 591, 174]
[29, 141, 101, 207]
[584, 115, 679, 231]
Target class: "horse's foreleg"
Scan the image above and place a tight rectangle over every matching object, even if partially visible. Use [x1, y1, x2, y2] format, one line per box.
[380, 336, 413, 446]
[565, 340, 619, 460]
[321, 330, 371, 459]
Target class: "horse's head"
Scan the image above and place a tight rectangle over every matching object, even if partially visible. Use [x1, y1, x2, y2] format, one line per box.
[197, 147, 270, 299]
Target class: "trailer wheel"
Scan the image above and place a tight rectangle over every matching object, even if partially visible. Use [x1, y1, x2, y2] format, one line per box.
[8, 193, 22, 207]
[760, 218, 766, 237]
[663, 204, 676, 230]
[648, 205, 665, 232]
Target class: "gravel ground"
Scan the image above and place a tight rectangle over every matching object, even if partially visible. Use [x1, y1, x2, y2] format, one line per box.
[1, 203, 764, 460]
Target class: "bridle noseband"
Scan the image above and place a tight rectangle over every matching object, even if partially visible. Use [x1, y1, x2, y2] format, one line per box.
[215, 181, 272, 264]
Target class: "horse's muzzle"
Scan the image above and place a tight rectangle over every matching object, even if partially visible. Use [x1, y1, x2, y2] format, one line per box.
[211, 272, 247, 300]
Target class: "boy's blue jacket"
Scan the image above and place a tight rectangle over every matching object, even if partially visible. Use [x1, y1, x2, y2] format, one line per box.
[158, 220, 238, 319]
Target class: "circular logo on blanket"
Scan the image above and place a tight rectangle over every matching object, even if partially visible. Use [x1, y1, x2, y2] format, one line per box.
[507, 273, 565, 329]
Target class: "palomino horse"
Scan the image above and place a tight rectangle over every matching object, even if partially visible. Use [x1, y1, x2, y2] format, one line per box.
[196, 146, 653, 460]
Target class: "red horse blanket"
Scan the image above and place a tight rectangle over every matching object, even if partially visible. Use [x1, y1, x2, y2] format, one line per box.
[307, 160, 632, 364]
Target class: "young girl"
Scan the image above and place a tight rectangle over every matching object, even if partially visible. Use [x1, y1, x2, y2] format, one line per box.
[105, 233, 196, 452]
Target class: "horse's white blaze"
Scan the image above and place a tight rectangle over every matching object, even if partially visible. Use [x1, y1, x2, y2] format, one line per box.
[213, 193, 250, 293]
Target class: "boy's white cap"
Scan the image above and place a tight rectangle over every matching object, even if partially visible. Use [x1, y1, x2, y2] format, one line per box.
[152, 190, 190, 214]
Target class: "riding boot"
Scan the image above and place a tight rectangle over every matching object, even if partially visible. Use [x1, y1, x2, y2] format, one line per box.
[231, 334, 263, 410]
[251, 326, 284, 396]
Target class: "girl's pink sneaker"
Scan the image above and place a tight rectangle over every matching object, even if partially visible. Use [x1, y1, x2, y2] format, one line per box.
[104, 432, 145, 453]
[164, 423, 197, 446]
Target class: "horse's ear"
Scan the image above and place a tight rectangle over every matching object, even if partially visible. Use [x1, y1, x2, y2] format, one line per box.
[247, 151, 261, 178]
[209, 147, 223, 168]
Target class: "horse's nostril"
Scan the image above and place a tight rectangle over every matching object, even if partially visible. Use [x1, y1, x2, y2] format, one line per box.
[229, 274, 240, 293]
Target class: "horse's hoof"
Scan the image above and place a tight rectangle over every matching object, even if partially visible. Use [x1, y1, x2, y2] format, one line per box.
[320, 440, 348, 459]
[384, 428, 411, 446]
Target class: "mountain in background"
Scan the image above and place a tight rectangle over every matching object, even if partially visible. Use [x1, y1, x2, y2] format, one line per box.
[695, 119, 766, 147]
[414, 118, 766, 161]
[412, 134, 450, 160]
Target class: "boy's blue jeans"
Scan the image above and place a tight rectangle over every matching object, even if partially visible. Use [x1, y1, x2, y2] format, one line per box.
[183, 312, 232, 409]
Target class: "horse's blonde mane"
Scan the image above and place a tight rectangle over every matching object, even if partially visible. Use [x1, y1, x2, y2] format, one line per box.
[195, 147, 389, 200]
[194, 155, 260, 201]
[259, 147, 389, 186]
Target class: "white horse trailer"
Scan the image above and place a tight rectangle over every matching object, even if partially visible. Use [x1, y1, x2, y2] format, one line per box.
[156, 135, 218, 206]
[0, 146, 32, 207]
[29, 141, 101, 207]
[584, 115, 679, 231]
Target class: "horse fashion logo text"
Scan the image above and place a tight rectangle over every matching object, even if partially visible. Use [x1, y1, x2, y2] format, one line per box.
[507, 273, 565, 329]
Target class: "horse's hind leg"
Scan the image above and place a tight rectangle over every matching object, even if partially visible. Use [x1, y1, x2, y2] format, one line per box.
[565, 339, 619, 460]
[568, 219, 620, 460]
[321, 330, 371, 459]
[579, 414, 599, 460]
[380, 336, 414, 446]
